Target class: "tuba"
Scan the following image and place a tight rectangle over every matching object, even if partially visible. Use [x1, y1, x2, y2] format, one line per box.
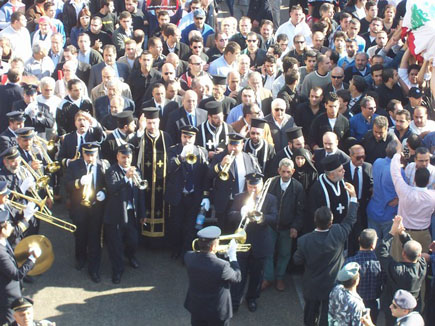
[218, 150, 235, 181]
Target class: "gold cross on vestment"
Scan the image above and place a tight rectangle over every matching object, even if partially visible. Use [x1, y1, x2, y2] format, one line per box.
[156, 185, 163, 192]
[145, 161, 152, 167]
[157, 160, 164, 168]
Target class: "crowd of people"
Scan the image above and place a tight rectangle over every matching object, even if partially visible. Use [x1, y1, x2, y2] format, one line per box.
[0, 0, 434, 325]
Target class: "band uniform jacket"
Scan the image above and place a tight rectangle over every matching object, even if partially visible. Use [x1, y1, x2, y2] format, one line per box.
[309, 113, 350, 149]
[165, 143, 209, 206]
[0, 128, 17, 154]
[227, 192, 278, 258]
[293, 201, 358, 300]
[103, 164, 146, 225]
[343, 161, 373, 212]
[184, 252, 242, 321]
[64, 158, 108, 212]
[165, 107, 208, 142]
[58, 127, 105, 168]
[0, 241, 35, 319]
[207, 151, 261, 214]
[267, 176, 305, 231]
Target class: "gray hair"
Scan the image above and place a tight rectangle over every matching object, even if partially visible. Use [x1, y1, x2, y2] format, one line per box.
[373, 115, 388, 129]
[403, 240, 422, 262]
[360, 96, 375, 109]
[279, 158, 294, 169]
[40, 76, 55, 89]
[272, 98, 286, 110]
[32, 42, 48, 54]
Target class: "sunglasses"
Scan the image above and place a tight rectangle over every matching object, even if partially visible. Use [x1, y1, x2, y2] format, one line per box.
[193, 46, 203, 49]
[164, 72, 174, 75]
[331, 75, 343, 79]
[274, 108, 285, 112]
[355, 155, 365, 160]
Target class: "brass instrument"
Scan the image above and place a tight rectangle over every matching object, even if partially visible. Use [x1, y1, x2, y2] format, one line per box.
[19, 156, 50, 189]
[7, 195, 76, 232]
[218, 150, 235, 181]
[81, 168, 94, 207]
[238, 177, 272, 230]
[14, 235, 54, 275]
[35, 136, 56, 152]
[33, 137, 61, 173]
[192, 228, 251, 253]
[73, 145, 81, 160]
[186, 152, 197, 165]
[132, 170, 148, 190]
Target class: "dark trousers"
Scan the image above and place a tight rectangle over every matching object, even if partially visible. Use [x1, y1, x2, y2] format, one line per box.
[104, 210, 139, 275]
[191, 316, 229, 326]
[0, 306, 13, 325]
[231, 253, 265, 308]
[363, 299, 379, 324]
[168, 193, 200, 256]
[303, 298, 329, 326]
[71, 204, 103, 273]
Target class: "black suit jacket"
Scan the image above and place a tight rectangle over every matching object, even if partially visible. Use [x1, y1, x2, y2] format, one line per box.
[207, 151, 261, 214]
[264, 113, 296, 152]
[343, 161, 372, 210]
[184, 252, 241, 321]
[103, 164, 146, 224]
[293, 202, 358, 300]
[165, 143, 209, 206]
[0, 84, 23, 132]
[128, 68, 163, 108]
[58, 128, 105, 168]
[309, 113, 350, 149]
[0, 242, 35, 316]
[228, 192, 278, 258]
[162, 41, 190, 59]
[165, 107, 208, 142]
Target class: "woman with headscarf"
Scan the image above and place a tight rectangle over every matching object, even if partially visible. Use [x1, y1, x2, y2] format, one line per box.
[292, 147, 318, 194]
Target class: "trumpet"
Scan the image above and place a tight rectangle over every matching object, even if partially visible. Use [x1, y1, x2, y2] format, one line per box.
[218, 150, 235, 181]
[33, 137, 61, 173]
[132, 170, 148, 190]
[7, 194, 76, 232]
[81, 168, 94, 207]
[186, 152, 197, 165]
[192, 228, 251, 253]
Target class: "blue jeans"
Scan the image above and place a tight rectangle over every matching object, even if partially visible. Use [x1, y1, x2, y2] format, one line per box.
[264, 228, 292, 281]
[368, 218, 393, 240]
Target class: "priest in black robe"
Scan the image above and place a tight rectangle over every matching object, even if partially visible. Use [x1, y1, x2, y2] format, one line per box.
[307, 154, 349, 233]
[137, 107, 173, 241]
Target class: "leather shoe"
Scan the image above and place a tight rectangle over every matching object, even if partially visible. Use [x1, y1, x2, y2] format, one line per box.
[129, 257, 139, 269]
[276, 279, 285, 291]
[247, 300, 257, 312]
[112, 273, 122, 284]
[75, 260, 86, 271]
[89, 272, 101, 283]
[261, 280, 272, 291]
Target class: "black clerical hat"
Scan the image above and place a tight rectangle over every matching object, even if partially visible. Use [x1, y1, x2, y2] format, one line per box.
[322, 154, 342, 172]
[205, 101, 223, 115]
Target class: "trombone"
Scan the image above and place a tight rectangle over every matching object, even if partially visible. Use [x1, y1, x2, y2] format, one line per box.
[7, 193, 76, 232]
[19, 154, 53, 201]
[33, 137, 61, 173]
[192, 228, 251, 253]
[35, 135, 56, 152]
[218, 150, 235, 181]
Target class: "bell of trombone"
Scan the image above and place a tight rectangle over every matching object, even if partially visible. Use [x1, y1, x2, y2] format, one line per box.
[14, 235, 54, 276]
[191, 228, 250, 252]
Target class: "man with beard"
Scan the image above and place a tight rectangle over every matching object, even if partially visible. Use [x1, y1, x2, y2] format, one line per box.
[199, 75, 237, 117]
[196, 101, 234, 161]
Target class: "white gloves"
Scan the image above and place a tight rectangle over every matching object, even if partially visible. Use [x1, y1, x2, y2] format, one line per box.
[180, 144, 194, 158]
[241, 205, 249, 218]
[96, 191, 105, 202]
[227, 239, 237, 262]
[200, 198, 210, 212]
[20, 177, 36, 194]
[23, 202, 37, 221]
[28, 245, 42, 258]
[24, 102, 38, 118]
[80, 174, 92, 185]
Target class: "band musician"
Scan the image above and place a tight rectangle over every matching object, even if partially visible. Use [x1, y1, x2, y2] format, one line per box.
[64, 142, 108, 283]
[184, 226, 241, 326]
[227, 173, 278, 312]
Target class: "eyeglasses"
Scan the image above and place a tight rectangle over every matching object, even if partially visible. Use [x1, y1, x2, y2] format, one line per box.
[355, 155, 365, 160]
[331, 75, 343, 79]
[164, 72, 174, 75]
[391, 303, 399, 309]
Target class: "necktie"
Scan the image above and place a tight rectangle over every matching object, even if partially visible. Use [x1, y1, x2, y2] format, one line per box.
[79, 135, 85, 152]
[188, 114, 194, 126]
[353, 167, 359, 199]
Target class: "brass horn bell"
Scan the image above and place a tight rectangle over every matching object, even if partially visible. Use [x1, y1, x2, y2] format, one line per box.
[14, 235, 54, 276]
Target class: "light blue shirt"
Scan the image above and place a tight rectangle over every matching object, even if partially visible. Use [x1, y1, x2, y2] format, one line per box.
[226, 104, 243, 124]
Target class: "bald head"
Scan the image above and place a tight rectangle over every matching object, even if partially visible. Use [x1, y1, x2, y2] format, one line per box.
[403, 240, 422, 262]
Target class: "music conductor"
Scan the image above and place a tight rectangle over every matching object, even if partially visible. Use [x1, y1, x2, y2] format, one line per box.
[184, 226, 242, 326]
